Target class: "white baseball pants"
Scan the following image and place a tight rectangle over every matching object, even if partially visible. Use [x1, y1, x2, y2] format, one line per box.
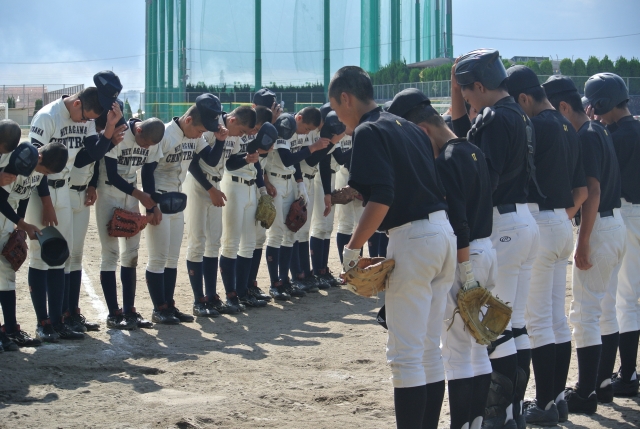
[294, 175, 315, 243]
[617, 199, 640, 334]
[335, 168, 364, 235]
[67, 189, 91, 273]
[146, 211, 184, 273]
[311, 172, 335, 240]
[220, 176, 258, 259]
[184, 174, 222, 261]
[265, 174, 296, 249]
[0, 217, 17, 291]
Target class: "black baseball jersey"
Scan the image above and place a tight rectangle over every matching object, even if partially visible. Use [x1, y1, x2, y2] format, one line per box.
[349, 107, 447, 231]
[528, 109, 586, 209]
[609, 116, 640, 204]
[578, 120, 621, 212]
[435, 138, 493, 249]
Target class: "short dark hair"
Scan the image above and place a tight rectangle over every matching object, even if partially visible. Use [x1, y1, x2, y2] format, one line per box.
[78, 87, 104, 116]
[511, 85, 547, 103]
[616, 100, 629, 109]
[255, 106, 273, 125]
[184, 104, 202, 126]
[298, 107, 321, 127]
[39, 142, 68, 173]
[462, 80, 508, 92]
[404, 105, 446, 128]
[328, 66, 374, 104]
[229, 106, 257, 129]
[0, 119, 21, 152]
[548, 91, 584, 113]
[139, 118, 165, 144]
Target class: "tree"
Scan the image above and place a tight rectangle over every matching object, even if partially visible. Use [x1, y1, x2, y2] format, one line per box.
[124, 98, 133, 119]
[137, 107, 144, 120]
[502, 59, 512, 70]
[586, 56, 600, 75]
[600, 55, 614, 73]
[615, 56, 630, 77]
[6, 96, 15, 108]
[539, 59, 553, 75]
[627, 58, 640, 77]
[409, 68, 421, 83]
[559, 58, 574, 75]
[574, 58, 587, 75]
[34, 99, 43, 116]
[525, 60, 541, 74]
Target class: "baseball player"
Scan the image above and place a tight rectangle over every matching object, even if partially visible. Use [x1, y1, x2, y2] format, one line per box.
[143, 94, 225, 324]
[26, 74, 124, 341]
[454, 50, 541, 429]
[544, 75, 625, 415]
[96, 117, 165, 330]
[388, 88, 496, 429]
[263, 108, 327, 300]
[506, 66, 588, 425]
[331, 66, 455, 429]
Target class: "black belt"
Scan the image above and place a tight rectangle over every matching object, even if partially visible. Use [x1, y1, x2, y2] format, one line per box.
[70, 185, 87, 192]
[330, 169, 338, 174]
[232, 176, 255, 186]
[496, 203, 517, 214]
[207, 175, 221, 183]
[105, 180, 135, 187]
[48, 179, 68, 188]
[600, 209, 614, 217]
[270, 172, 292, 179]
[304, 174, 315, 180]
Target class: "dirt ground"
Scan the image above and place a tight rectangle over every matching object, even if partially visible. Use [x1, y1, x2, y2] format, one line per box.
[0, 210, 638, 429]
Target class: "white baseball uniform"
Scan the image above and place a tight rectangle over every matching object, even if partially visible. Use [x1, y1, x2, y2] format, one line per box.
[333, 135, 364, 235]
[67, 163, 95, 273]
[310, 138, 341, 240]
[617, 199, 640, 334]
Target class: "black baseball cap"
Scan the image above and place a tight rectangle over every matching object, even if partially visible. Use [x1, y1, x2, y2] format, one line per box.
[93, 71, 123, 111]
[274, 113, 297, 140]
[247, 122, 278, 153]
[387, 88, 431, 118]
[541, 75, 579, 98]
[195, 93, 224, 132]
[455, 49, 507, 90]
[320, 111, 346, 139]
[253, 88, 277, 108]
[4, 142, 38, 177]
[505, 65, 542, 98]
[319, 102, 333, 122]
[95, 99, 127, 130]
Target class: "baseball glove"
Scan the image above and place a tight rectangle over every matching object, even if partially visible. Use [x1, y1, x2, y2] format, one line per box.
[1, 230, 28, 271]
[107, 208, 148, 238]
[453, 283, 512, 346]
[256, 194, 276, 229]
[285, 197, 307, 232]
[331, 187, 359, 205]
[342, 257, 395, 298]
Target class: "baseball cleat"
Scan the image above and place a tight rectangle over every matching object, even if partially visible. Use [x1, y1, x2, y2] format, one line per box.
[248, 282, 272, 302]
[0, 329, 19, 351]
[170, 306, 194, 323]
[313, 275, 331, 290]
[151, 308, 180, 325]
[72, 308, 100, 331]
[269, 281, 291, 301]
[282, 279, 306, 297]
[210, 295, 240, 314]
[226, 292, 246, 312]
[294, 277, 319, 293]
[319, 270, 339, 287]
[126, 308, 153, 328]
[596, 383, 613, 403]
[565, 387, 597, 415]
[612, 370, 639, 397]
[556, 399, 568, 423]
[64, 311, 87, 333]
[239, 294, 268, 308]
[193, 301, 220, 317]
[35, 320, 59, 343]
[107, 310, 137, 330]
[53, 323, 85, 340]
[523, 400, 559, 426]
[5, 326, 41, 347]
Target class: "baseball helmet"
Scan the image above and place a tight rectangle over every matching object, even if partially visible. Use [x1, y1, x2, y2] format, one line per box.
[455, 49, 507, 90]
[93, 70, 123, 111]
[152, 192, 188, 214]
[274, 113, 297, 140]
[4, 143, 38, 177]
[584, 73, 629, 115]
[37, 226, 69, 267]
[320, 111, 346, 139]
[247, 122, 278, 153]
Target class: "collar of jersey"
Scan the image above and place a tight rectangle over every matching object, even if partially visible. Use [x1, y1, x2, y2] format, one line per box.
[60, 96, 72, 121]
[616, 115, 636, 126]
[358, 106, 383, 125]
[168, 117, 185, 140]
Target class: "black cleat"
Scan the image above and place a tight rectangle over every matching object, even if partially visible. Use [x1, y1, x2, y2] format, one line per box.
[0, 329, 19, 351]
[5, 325, 41, 347]
[294, 277, 319, 293]
[151, 308, 180, 325]
[107, 310, 137, 330]
[35, 319, 59, 343]
[53, 323, 85, 340]
[210, 295, 239, 314]
[193, 300, 220, 317]
[248, 282, 272, 302]
[313, 275, 331, 290]
[596, 383, 613, 403]
[565, 387, 597, 415]
[556, 399, 568, 423]
[125, 308, 153, 329]
[283, 279, 306, 297]
[612, 369, 639, 397]
[319, 270, 339, 287]
[63, 311, 86, 333]
[226, 292, 246, 312]
[239, 294, 268, 308]
[523, 400, 559, 426]
[269, 281, 291, 301]
[170, 306, 194, 323]
[71, 308, 100, 331]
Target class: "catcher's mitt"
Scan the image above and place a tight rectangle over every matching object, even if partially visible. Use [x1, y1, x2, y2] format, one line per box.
[342, 257, 395, 298]
[331, 187, 359, 205]
[285, 197, 307, 232]
[256, 194, 276, 229]
[1, 230, 28, 271]
[452, 283, 512, 346]
[107, 208, 148, 238]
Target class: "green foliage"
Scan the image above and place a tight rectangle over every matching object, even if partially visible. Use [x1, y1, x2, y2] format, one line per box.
[124, 99, 133, 119]
[525, 60, 541, 74]
[600, 55, 614, 73]
[586, 56, 600, 75]
[6, 96, 15, 108]
[137, 107, 144, 120]
[539, 59, 553, 75]
[34, 99, 43, 116]
[409, 68, 422, 83]
[186, 81, 324, 94]
[628, 58, 640, 77]
[559, 58, 574, 75]
[502, 59, 512, 70]
[574, 58, 587, 75]
[615, 57, 630, 77]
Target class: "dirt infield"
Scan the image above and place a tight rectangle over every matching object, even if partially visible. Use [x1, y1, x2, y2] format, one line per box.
[0, 211, 638, 428]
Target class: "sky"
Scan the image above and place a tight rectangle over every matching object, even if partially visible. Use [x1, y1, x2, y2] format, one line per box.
[0, 0, 638, 100]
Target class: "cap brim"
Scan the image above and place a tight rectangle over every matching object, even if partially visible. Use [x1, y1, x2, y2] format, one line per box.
[97, 93, 116, 111]
[202, 119, 220, 132]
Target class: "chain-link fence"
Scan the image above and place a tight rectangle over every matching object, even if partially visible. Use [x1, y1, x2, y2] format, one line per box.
[0, 84, 84, 126]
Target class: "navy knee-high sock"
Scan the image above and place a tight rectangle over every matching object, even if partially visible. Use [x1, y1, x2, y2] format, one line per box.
[69, 270, 82, 312]
[235, 256, 253, 297]
[47, 268, 65, 325]
[554, 341, 572, 401]
[247, 249, 262, 288]
[203, 256, 218, 299]
[289, 241, 301, 279]
[145, 270, 165, 309]
[322, 239, 331, 269]
[310, 237, 324, 275]
[298, 241, 311, 277]
[368, 233, 381, 257]
[0, 290, 17, 332]
[121, 267, 136, 313]
[532, 344, 556, 408]
[219, 255, 237, 294]
[394, 385, 427, 429]
[163, 268, 177, 305]
[619, 331, 640, 381]
[62, 273, 70, 314]
[490, 353, 518, 412]
[336, 233, 351, 263]
[423, 380, 445, 429]
[187, 260, 204, 303]
[265, 246, 280, 283]
[448, 377, 474, 429]
[576, 345, 602, 397]
[378, 232, 389, 257]
[279, 246, 293, 281]
[100, 270, 120, 315]
[471, 373, 492, 423]
[28, 268, 49, 322]
[597, 332, 620, 389]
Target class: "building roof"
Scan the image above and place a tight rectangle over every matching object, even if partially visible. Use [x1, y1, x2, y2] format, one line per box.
[407, 57, 454, 69]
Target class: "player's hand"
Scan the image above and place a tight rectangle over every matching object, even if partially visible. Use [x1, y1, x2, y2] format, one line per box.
[208, 188, 227, 207]
[214, 126, 228, 142]
[451, 59, 461, 90]
[245, 152, 259, 164]
[310, 137, 330, 153]
[111, 124, 127, 146]
[297, 181, 309, 205]
[342, 247, 361, 273]
[84, 186, 97, 206]
[270, 102, 283, 123]
[0, 172, 17, 186]
[106, 101, 123, 127]
[17, 219, 42, 240]
[41, 200, 58, 227]
[574, 240, 592, 270]
[149, 206, 162, 225]
[323, 194, 332, 217]
[265, 182, 277, 197]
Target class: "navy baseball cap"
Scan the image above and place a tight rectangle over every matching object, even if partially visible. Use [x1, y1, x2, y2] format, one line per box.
[247, 122, 278, 153]
[455, 49, 507, 90]
[320, 111, 346, 139]
[195, 94, 224, 132]
[95, 99, 127, 130]
[93, 71, 123, 111]
[542, 75, 579, 98]
[387, 88, 431, 118]
[253, 88, 277, 108]
[274, 113, 297, 140]
[4, 142, 38, 176]
[506, 65, 542, 98]
[320, 102, 333, 122]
